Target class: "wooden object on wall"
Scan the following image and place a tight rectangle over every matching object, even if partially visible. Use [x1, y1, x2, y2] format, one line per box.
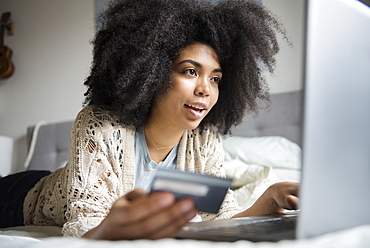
[0, 12, 15, 79]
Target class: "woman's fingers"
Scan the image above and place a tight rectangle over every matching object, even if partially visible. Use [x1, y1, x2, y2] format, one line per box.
[122, 197, 197, 240]
[124, 188, 148, 201]
[285, 195, 299, 210]
[270, 182, 300, 211]
[97, 191, 197, 240]
[143, 198, 197, 239]
[114, 192, 176, 224]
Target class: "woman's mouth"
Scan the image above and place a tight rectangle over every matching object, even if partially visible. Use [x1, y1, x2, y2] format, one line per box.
[185, 104, 206, 112]
[184, 104, 207, 118]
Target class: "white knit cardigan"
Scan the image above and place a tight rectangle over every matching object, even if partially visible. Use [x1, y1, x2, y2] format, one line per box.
[24, 106, 241, 237]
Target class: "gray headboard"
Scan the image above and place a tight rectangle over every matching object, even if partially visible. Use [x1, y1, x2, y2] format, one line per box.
[26, 121, 73, 171]
[231, 91, 302, 145]
[26, 90, 302, 172]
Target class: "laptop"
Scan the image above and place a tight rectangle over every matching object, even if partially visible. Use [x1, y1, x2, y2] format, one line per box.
[176, 0, 370, 242]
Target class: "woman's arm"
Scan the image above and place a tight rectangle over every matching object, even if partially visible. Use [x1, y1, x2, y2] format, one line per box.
[63, 106, 134, 237]
[232, 181, 299, 218]
[190, 127, 299, 220]
[187, 127, 243, 220]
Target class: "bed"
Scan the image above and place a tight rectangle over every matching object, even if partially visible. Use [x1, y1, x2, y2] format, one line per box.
[1, 90, 369, 247]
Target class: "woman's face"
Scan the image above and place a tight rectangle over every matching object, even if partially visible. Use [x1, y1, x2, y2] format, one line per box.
[149, 42, 222, 131]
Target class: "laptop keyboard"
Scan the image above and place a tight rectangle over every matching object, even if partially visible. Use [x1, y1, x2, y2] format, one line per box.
[177, 215, 298, 242]
[206, 216, 296, 239]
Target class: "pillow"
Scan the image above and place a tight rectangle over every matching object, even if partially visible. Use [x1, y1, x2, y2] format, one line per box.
[222, 136, 301, 170]
[224, 159, 278, 189]
[224, 159, 280, 209]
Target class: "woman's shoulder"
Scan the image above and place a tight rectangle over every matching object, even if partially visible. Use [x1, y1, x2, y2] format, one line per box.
[72, 105, 135, 135]
[75, 105, 119, 124]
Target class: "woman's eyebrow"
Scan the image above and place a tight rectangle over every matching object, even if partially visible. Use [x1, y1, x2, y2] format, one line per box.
[213, 68, 223, 73]
[177, 59, 202, 68]
[177, 59, 222, 73]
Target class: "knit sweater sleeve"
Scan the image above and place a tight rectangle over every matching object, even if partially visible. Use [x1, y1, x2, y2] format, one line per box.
[178, 126, 242, 221]
[62, 106, 135, 237]
[201, 128, 243, 220]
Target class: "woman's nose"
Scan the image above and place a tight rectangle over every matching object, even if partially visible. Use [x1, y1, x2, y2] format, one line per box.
[195, 77, 210, 96]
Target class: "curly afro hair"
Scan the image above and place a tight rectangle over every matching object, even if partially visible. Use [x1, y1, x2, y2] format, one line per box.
[84, 0, 285, 134]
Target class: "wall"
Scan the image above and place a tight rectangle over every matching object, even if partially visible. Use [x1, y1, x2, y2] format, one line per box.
[263, 0, 305, 94]
[0, 0, 95, 173]
[0, 0, 304, 174]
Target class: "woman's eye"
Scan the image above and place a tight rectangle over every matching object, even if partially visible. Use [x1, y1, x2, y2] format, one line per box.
[211, 77, 221, 84]
[185, 69, 196, 76]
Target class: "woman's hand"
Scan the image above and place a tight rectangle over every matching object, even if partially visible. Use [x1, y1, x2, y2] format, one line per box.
[83, 189, 197, 240]
[232, 182, 299, 218]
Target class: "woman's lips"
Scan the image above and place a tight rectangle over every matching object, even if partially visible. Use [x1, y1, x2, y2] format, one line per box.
[185, 104, 207, 118]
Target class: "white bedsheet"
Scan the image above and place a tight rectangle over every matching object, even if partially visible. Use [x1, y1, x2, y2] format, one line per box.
[1, 225, 370, 248]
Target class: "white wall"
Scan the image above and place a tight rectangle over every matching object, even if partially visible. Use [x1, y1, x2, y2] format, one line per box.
[0, 0, 95, 173]
[263, 0, 305, 94]
[0, 0, 304, 174]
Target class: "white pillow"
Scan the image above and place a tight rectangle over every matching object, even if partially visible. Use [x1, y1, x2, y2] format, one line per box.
[222, 136, 301, 170]
[224, 159, 279, 209]
[224, 159, 278, 188]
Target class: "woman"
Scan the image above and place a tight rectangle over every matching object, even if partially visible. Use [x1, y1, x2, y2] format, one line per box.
[1, 0, 299, 240]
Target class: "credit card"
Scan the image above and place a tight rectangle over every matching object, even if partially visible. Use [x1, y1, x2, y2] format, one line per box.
[150, 169, 232, 213]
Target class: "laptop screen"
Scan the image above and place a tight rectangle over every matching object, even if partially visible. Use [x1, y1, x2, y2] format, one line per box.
[297, 0, 370, 239]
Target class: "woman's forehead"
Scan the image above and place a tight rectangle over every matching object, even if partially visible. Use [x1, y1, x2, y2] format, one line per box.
[174, 43, 221, 68]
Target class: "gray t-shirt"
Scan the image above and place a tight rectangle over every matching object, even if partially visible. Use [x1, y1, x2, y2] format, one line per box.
[134, 126, 178, 191]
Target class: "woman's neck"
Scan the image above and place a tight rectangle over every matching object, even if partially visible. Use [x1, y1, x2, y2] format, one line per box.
[144, 123, 184, 163]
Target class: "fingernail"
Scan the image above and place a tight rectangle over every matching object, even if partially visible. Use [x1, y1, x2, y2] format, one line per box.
[186, 211, 197, 220]
[157, 195, 173, 207]
[180, 201, 193, 212]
